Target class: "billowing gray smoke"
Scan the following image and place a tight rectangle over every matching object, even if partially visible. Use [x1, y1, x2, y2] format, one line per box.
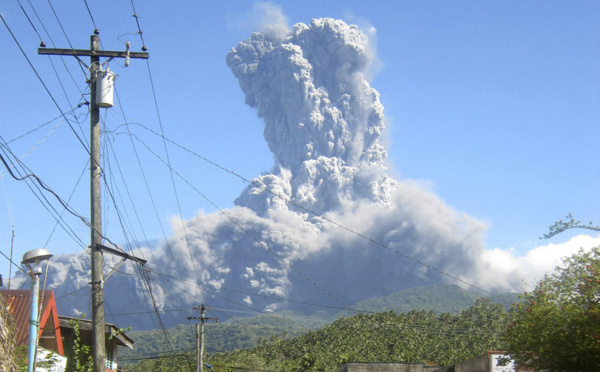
[12, 18, 513, 330]
[228, 18, 392, 217]
[220, 18, 495, 305]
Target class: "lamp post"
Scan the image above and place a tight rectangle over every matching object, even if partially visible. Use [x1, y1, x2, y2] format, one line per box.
[22, 248, 53, 372]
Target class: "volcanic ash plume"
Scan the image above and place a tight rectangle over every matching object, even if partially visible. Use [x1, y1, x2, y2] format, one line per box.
[23, 18, 515, 330]
[215, 17, 498, 307]
[227, 18, 393, 217]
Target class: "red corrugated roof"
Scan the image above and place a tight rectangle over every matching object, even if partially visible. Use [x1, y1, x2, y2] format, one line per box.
[0, 289, 63, 354]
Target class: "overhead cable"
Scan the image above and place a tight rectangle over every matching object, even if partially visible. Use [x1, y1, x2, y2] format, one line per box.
[127, 123, 510, 304]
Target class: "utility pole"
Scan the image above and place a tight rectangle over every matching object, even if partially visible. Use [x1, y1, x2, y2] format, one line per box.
[39, 33, 148, 372]
[188, 305, 218, 372]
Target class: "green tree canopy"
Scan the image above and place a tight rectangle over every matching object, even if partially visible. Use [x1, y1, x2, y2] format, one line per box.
[204, 299, 508, 371]
[504, 246, 600, 371]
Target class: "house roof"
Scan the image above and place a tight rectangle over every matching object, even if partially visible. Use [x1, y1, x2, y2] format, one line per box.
[59, 315, 134, 349]
[0, 289, 64, 355]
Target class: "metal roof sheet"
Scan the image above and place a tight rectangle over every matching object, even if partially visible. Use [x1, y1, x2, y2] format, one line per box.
[59, 315, 134, 349]
[0, 290, 55, 347]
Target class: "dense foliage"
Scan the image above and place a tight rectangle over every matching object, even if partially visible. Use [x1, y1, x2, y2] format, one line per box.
[0, 293, 17, 371]
[122, 285, 516, 371]
[121, 316, 318, 364]
[241, 299, 507, 371]
[66, 318, 93, 372]
[125, 298, 509, 372]
[541, 214, 600, 239]
[124, 353, 196, 372]
[344, 284, 518, 316]
[122, 284, 516, 365]
[504, 246, 600, 371]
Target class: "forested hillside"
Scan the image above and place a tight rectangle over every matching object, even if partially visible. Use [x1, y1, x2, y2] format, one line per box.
[124, 298, 509, 371]
[120, 314, 323, 364]
[340, 284, 518, 315]
[121, 284, 518, 366]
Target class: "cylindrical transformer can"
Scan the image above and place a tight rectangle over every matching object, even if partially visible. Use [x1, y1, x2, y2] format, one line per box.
[96, 69, 115, 108]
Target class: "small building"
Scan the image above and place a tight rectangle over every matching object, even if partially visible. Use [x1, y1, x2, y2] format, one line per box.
[341, 363, 450, 372]
[59, 315, 134, 372]
[452, 351, 533, 372]
[341, 352, 534, 372]
[0, 290, 64, 356]
[0, 290, 133, 372]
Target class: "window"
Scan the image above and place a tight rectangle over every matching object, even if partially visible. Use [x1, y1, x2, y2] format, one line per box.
[105, 346, 115, 370]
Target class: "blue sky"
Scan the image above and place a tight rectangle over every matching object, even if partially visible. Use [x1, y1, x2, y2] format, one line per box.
[0, 1, 598, 284]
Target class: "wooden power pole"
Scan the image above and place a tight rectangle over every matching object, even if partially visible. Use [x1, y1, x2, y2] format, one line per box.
[188, 305, 218, 372]
[39, 33, 148, 372]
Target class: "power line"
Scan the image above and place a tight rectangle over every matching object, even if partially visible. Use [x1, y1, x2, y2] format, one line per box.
[0, 142, 87, 247]
[129, 0, 147, 51]
[25, 0, 53, 46]
[15, 0, 44, 45]
[107, 91, 193, 346]
[3, 101, 88, 146]
[0, 143, 120, 249]
[120, 351, 194, 362]
[0, 249, 28, 275]
[140, 56, 202, 287]
[45, 0, 77, 54]
[122, 123, 508, 303]
[98, 126, 174, 351]
[82, 0, 98, 31]
[0, 12, 91, 156]
[3, 2, 511, 330]
[103, 104, 158, 260]
[141, 267, 368, 318]
[101, 129, 175, 337]
[4, 3, 176, 357]
[125, 123, 508, 303]
[112, 90, 185, 284]
[146, 268, 309, 327]
[25, 0, 89, 93]
[104, 122, 516, 328]
[128, 132, 351, 311]
[43, 159, 88, 248]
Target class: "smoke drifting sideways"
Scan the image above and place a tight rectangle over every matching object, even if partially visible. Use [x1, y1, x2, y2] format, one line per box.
[221, 17, 509, 301]
[10, 18, 525, 330]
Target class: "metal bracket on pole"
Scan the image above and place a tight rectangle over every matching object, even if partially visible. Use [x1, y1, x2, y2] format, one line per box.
[95, 244, 147, 265]
[188, 305, 218, 372]
[104, 258, 126, 282]
[125, 42, 131, 67]
[95, 244, 146, 281]
[39, 34, 148, 372]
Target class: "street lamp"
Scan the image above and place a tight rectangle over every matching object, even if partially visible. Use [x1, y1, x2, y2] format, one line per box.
[22, 248, 53, 372]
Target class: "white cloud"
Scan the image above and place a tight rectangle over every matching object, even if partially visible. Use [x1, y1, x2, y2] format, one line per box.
[243, 267, 254, 278]
[227, 2, 290, 42]
[481, 234, 600, 290]
[251, 2, 290, 41]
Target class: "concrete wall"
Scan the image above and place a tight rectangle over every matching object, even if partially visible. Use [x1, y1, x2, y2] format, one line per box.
[342, 363, 429, 372]
[341, 353, 528, 372]
[454, 353, 488, 372]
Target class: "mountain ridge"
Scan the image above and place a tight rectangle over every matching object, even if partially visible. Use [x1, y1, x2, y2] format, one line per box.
[120, 284, 521, 363]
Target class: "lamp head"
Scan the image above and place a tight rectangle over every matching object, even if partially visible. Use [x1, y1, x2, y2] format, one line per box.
[22, 248, 53, 273]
